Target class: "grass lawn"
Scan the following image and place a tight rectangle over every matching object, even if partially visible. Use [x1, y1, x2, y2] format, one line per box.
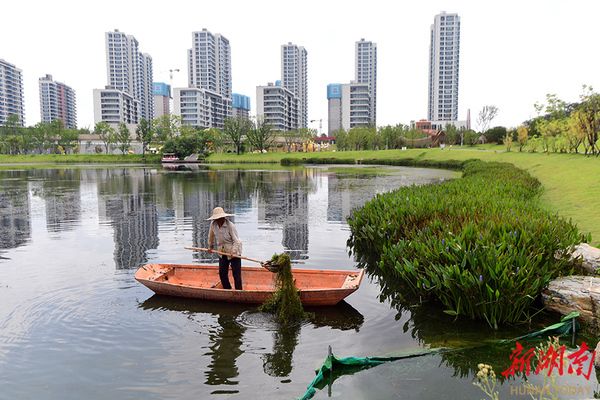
[0, 154, 161, 164]
[208, 147, 600, 245]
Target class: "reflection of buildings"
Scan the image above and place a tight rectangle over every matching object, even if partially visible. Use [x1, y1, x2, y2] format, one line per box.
[45, 191, 81, 232]
[179, 171, 253, 260]
[0, 173, 31, 250]
[97, 169, 159, 269]
[257, 171, 309, 260]
[327, 174, 398, 222]
[326, 174, 354, 222]
[40, 170, 82, 232]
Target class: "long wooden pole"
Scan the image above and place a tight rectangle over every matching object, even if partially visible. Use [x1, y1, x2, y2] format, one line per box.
[184, 246, 266, 266]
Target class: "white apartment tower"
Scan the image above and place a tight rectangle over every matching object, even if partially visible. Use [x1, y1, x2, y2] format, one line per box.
[281, 43, 307, 128]
[355, 39, 377, 126]
[177, 29, 233, 129]
[256, 82, 299, 131]
[327, 82, 371, 134]
[39, 74, 77, 129]
[188, 29, 232, 99]
[428, 12, 461, 121]
[104, 29, 153, 121]
[0, 59, 25, 126]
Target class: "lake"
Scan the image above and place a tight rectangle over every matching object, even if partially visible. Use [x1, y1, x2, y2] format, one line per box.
[0, 164, 596, 399]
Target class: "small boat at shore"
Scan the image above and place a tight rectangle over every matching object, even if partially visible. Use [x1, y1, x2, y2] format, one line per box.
[161, 153, 204, 164]
[135, 264, 364, 306]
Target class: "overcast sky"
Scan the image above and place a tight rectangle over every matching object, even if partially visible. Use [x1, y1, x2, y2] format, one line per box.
[2, 0, 599, 132]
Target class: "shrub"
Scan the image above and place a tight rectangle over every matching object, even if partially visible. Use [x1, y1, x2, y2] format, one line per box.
[347, 160, 587, 328]
[280, 157, 356, 166]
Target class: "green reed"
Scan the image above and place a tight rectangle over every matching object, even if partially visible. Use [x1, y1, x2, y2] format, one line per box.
[347, 160, 588, 328]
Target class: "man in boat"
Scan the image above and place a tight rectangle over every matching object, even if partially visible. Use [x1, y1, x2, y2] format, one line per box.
[207, 207, 243, 290]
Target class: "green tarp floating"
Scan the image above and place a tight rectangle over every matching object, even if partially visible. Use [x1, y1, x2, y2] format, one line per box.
[298, 346, 444, 400]
[298, 311, 580, 400]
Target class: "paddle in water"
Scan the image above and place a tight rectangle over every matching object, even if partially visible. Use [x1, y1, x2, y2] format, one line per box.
[259, 253, 307, 324]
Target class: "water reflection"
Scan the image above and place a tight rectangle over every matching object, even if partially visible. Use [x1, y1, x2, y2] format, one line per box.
[0, 165, 467, 400]
[0, 166, 451, 270]
[97, 169, 160, 269]
[0, 171, 31, 252]
[35, 169, 82, 233]
[139, 296, 364, 384]
[367, 267, 599, 382]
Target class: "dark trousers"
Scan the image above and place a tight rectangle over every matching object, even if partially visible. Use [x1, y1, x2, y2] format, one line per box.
[219, 256, 242, 290]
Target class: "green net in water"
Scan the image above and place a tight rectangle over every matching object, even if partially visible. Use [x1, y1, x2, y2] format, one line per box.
[259, 253, 307, 324]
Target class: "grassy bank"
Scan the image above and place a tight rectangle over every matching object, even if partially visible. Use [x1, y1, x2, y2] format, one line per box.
[0, 154, 161, 164]
[208, 148, 600, 245]
[347, 160, 587, 327]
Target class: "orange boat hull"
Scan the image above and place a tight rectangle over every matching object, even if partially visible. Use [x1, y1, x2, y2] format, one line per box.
[135, 264, 364, 306]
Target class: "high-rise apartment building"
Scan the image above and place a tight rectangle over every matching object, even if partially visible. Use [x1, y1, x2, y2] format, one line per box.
[178, 29, 233, 128]
[99, 29, 153, 122]
[327, 82, 371, 134]
[281, 43, 307, 128]
[173, 87, 231, 129]
[232, 93, 250, 119]
[93, 88, 139, 125]
[327, 84, 342, 134]
[428, 12, 461, 122]
[0, 59, 24, 126]
[355, 39, 376, 126]
[153, 82, 171, 118]
[39, 74, 77, 129]
[256, 82, 299, 131]
[188, 29, 232, 99]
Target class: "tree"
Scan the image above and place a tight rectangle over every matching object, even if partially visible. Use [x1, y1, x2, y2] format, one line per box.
[572, 85, 600, 155]
[29, 124, 47, 153]
[153, 115, 181, 142]
[280, 128, 309, 152]
[334, 129, 348, 151]
[484, 126, 507, 144]
[504, 130, 513, 152]
[50, 120, 79, 154]
[94, 121, 115, 153]
[517, 125, 528, 152]
[444, 124, 459, 145]
[223, 116, 251, 155]
[136, 118, 153, 156]
[477, 105, 499, 133]
[567, 111, 588, 153]
[533, 94, 570, 153]
[162, 135, 198, 159]
[247, 117, 274, 152]
[115, 123, 132, 154]
[379, 125, 407, 149]
[463, 129, 479, 146]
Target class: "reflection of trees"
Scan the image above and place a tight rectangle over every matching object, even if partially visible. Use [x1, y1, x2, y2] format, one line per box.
[262, 323, 300, 377]
[97, 168, 159, 269]
[262, 302, 364, 378]
[0, 171, 31, 251]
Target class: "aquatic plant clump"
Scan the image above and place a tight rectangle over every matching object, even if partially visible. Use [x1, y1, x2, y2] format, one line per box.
[259, 253, 307, 324]
[347, 160, 588, 328]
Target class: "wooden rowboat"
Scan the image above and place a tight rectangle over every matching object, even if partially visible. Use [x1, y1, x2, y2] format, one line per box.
[135, 264, 364, 306]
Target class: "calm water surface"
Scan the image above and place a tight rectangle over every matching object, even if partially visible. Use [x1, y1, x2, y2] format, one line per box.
[0, 165, 596, 399]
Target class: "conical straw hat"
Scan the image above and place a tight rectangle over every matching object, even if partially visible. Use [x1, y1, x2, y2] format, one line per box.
[206, 207, 234, 220]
